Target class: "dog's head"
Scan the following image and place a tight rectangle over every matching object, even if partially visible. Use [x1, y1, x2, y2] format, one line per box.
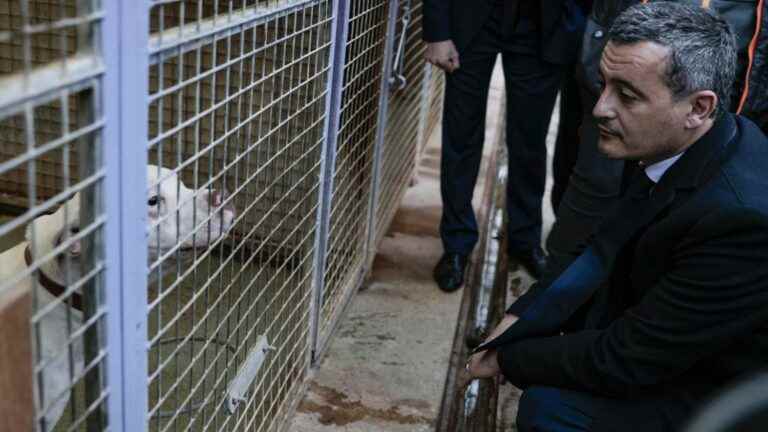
[25, 165, 237, 285]
[146, 165, 236, 262]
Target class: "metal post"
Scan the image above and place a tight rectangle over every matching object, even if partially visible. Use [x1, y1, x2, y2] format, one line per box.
[308, 0, 351, 364]
[79, 88, 103, 432]
[75, 0, 103, 429]
[102, 0, 150, 430]
[364, 0, 399, 263]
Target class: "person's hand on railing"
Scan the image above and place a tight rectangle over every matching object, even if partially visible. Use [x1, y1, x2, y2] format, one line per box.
[465, 313, 518, 379]
[424, 40, 461, 73]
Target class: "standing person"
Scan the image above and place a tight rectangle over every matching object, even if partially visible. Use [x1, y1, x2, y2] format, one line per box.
[423, 0, 590, 291]
[467, 3, 768, 430]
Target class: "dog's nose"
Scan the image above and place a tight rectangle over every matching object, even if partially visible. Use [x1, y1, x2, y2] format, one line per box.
[211, 190, 224, 207]
[211, 189, 236, 219]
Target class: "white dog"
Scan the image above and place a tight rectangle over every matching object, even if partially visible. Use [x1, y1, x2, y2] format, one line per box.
[0, 165, 235, 430]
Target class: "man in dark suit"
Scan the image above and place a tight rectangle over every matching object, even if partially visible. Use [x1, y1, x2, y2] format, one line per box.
[423, 0, 590, 290]
[546, 0, 768, 279]
[466, 3, 768, 431]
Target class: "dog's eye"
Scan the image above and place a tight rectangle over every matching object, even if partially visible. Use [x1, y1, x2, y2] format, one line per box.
[70, 227, 80, 235]
[148, 196, 159, 206]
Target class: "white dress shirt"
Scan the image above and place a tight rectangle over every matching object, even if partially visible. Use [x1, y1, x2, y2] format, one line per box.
[643, 152, 685, 183]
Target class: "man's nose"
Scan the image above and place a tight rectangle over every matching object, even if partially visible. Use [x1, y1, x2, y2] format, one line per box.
[592, 90, 616, 121]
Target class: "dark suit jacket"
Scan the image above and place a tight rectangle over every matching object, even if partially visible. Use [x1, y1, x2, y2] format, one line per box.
[422, 0, 590, 65]
[479, 114, 768, 430]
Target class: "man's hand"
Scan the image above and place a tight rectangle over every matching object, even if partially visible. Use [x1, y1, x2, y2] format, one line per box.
[465, 313, 519, 379]
[486, 313, 519, 342]
[424, 40, 460, 73]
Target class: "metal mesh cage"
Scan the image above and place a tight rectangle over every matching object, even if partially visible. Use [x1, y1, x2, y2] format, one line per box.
[144, 1, 331, 431]
[0, 0, 98, 211]
[317, 0, 388, 343]
[0, 0, 109, 430]
[1, 0, 440, 429]
[373, 0, 423, 245]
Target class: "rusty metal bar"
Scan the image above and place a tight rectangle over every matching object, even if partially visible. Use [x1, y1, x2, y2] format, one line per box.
[436, 97, 508, 432]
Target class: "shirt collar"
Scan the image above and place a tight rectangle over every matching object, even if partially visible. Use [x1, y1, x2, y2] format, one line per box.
[643, 152, 685, 183]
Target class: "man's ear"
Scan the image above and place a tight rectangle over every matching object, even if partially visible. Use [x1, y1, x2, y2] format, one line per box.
[686, 90, 718, 128]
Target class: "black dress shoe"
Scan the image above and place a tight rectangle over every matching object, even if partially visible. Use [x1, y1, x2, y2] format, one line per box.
[509, 247, 548, 279]
[433, 253, 468, 292]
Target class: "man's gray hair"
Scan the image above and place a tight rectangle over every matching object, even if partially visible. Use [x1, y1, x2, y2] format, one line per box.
[608, 2, 737, 117]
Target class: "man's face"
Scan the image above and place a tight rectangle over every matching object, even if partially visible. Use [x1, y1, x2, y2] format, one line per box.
[593, 41, 692, 163]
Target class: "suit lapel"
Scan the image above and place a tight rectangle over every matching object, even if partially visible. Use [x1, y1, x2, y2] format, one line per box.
[629, 115, 736, 280]
[590, 180, 676, 273]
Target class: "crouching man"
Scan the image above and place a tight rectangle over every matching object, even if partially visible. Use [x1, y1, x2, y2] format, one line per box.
[466, 3, 768, 431]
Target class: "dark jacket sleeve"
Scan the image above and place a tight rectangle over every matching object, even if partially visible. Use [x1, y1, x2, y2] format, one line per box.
[506, 281, 547, 316]
[498, 209, 768, 397]
[422, 0, 451, 42]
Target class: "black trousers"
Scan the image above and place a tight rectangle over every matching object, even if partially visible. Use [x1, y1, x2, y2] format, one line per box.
[440, 8, 566, 255]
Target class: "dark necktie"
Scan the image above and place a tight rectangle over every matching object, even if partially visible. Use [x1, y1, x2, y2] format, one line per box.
[503, 1, 520, 40]
[626, 167, 656, 200]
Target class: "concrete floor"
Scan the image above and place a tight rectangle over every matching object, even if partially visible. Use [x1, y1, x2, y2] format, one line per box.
[290, 59, 558, 432]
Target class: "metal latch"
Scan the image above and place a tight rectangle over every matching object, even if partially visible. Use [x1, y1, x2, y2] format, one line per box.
[389, 0, 412, 90]
[224, 335, 275, 414]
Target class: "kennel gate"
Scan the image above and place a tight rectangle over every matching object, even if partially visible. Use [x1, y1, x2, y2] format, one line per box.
[0, 0, 444, 430]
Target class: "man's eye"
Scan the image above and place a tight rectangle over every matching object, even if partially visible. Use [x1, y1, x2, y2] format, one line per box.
[619, 90, 637, 101]
[148, 196, 159, 206]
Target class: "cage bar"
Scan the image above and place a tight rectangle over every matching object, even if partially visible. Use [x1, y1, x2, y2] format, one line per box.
[364, 0, 397, 263]
[308, 0, 349, 362]
[316, 0, 389, 352]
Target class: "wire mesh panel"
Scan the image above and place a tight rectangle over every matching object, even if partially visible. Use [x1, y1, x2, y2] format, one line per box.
[372, 0, 423, 245]
[0, 0, 110, 430]
[317, 0, 388, 344]
[0, 0, 89, 210]
[145, 1, 331, 430]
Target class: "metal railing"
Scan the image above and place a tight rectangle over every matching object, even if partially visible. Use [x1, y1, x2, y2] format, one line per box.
[435, 94, 508, 432]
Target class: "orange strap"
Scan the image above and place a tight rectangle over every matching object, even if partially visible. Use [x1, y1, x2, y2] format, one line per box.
[737, 0, 764, 114]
